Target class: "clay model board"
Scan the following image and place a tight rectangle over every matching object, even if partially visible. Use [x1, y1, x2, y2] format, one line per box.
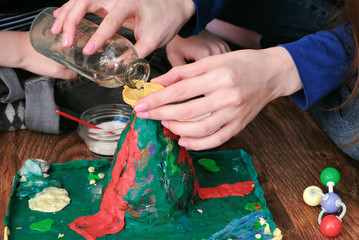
[4, 153, 280, 240]
[4, 115, 281, 240]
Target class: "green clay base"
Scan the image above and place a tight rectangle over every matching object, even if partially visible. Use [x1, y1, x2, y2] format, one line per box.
[5, 150, 277, 240]
[5, 113, 277, 240]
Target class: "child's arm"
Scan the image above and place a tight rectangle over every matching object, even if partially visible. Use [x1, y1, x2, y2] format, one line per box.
[166, 18, 262, 67]
[0, 31, 77, 80]
[205, 19, 262, 49]
[166, 29, 231, 66]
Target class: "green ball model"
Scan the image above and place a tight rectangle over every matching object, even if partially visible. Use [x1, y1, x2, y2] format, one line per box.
[320, 167, 340, 186]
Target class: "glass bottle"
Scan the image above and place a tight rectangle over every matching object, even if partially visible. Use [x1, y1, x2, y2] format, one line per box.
[30, 7, 150, 89]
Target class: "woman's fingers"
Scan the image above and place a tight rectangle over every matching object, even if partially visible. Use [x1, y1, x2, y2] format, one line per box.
[82, 10, 130, 54]
[178, 120, 241, 151]
[137, 68, 222, 111]
[163, 106, 236, 137]
[52, 0, 196, 58]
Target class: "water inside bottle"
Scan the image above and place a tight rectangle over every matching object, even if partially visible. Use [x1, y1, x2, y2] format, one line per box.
[35, 41, 129, 88]
[31, 8, 150, 88]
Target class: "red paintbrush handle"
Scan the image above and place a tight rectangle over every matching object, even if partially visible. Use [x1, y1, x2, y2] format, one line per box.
[55, 110, 102, 129]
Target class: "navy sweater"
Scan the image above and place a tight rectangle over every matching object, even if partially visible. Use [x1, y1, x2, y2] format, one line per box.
[180, 0, 354, 109]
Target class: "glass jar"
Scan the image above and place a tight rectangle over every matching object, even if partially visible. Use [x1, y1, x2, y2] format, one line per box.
[77, 104, 132, 157]
[30, 7, 150, 89]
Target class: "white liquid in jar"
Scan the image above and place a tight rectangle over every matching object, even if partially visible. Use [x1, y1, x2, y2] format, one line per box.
[86, 120, 127, 156]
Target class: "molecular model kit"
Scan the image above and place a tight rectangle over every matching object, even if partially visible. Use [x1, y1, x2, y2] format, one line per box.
[303, 167, 346, 238]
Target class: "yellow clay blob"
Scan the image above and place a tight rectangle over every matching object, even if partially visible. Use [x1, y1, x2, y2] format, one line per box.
[123, 80, 164, 108]
[4, 226, 10, 240]
[28, 187, 71, 212]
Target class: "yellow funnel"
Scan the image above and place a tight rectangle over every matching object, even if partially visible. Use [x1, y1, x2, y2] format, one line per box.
[123, 80, 164, 108]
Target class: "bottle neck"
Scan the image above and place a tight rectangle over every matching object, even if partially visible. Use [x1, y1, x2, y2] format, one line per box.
[125, 58, 150, 89]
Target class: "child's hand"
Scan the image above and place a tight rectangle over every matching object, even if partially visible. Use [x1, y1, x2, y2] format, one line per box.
[0, 31, 77, 79]
[166, 29, 231, 67]
[18, 31, 77, 79]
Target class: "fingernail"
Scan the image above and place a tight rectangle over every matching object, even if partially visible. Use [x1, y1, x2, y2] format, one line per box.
[136, 112, 149, 119]
[51, 20, 60, 33]
[178, 139, 188, 148]
[83, 42, 95, 54]
[161, 120, 168, 128]
[134, 103, 148, 112]
[62, 32, 69, 47]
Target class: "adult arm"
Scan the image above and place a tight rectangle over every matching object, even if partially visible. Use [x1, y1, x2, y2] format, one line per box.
[132, 25, 354, 151]
[52, 0, 196, 58]
[134, 47, 302, 150]
[52, 0, 228, 58]
[281, 25, 354, 109]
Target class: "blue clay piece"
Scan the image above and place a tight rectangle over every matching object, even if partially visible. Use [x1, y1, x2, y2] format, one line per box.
[16, 159, 62, 198]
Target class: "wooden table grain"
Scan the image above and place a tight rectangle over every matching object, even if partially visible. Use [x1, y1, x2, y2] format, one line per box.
[1, 97, 358, 239]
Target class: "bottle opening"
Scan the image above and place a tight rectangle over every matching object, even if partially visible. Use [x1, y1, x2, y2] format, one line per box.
[125, 58, 150, 89]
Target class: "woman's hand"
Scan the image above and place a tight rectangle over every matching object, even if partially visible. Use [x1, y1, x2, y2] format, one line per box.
[0, 31, 77, 79]
[166, 29, 231, 66]
[51, 0, 195, 58]
[134, 47, 302, 150]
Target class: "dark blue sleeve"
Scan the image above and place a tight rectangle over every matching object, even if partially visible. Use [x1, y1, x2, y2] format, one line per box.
[281, 25, 355, 109]
[178, 0, 229, 37]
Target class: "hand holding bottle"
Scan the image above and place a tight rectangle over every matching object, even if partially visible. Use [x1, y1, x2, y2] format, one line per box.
[134, 47, 302, 150]
[51, 0, 196, 58]
[0, 31, 77, 80]
[31, 8, 150, 88]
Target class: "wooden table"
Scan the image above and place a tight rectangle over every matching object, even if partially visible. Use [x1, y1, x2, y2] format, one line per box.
[1, 97, 358, 239]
